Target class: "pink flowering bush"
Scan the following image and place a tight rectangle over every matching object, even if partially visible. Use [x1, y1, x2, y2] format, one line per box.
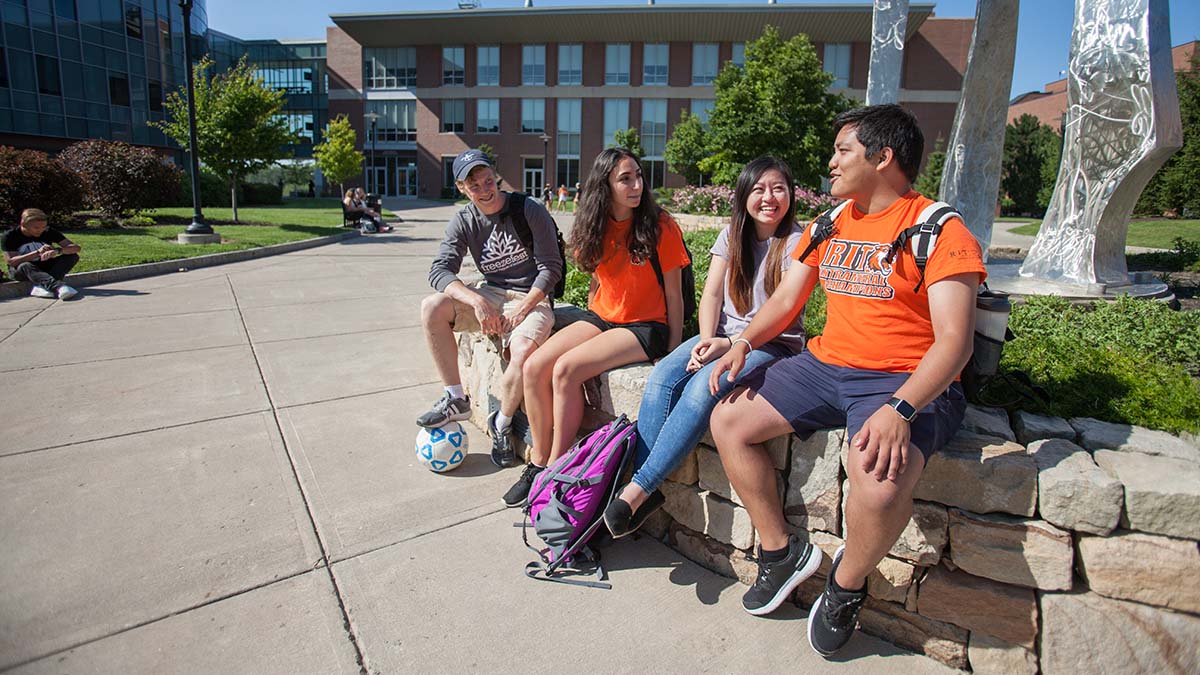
[671, 183, 841, 219]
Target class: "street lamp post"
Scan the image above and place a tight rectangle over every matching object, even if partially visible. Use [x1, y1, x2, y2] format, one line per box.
[178, 0, 211, 237]
[539, 132, 551, 196]
[364, 111, 382, 202]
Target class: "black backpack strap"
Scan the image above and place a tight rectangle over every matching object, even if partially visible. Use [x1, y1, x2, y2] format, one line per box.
[884, 201, 959, 293]
[507, 192, 533, 248]
[794, 200, 851, 265]
[648, 240, 691, 302]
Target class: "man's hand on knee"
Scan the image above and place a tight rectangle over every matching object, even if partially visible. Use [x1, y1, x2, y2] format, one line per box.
[852, 405, 912, 482]
[470, 293, 504, 334]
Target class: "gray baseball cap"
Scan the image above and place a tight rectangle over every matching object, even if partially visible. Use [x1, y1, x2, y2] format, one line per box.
[452, 149, 492, 182]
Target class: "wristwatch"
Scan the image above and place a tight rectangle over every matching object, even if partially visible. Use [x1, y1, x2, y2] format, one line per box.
[887, 397, 917, 422]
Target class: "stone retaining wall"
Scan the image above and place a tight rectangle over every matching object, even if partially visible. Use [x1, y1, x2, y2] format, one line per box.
[458, 331, 1200, 673]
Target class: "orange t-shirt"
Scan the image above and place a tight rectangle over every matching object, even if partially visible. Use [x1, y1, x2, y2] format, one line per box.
[589, 211, 689, 325]
[793, 191, 987, 373]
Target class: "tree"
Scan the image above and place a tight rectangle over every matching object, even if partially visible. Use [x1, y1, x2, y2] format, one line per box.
[60, 140, 182, 219]
[703, 25, 854, 186]
[664, 111, 709, 186]
[914, 138, 946, 201]
[1002, 113, 1059, 216]
[612, 128, 644, 159]
[312, 115, 362, 198]
[477, 143, 499, 167]
[1137, 54, 1200, 216]
[155, 56, 296, 222]
[0, 146, 85, 225]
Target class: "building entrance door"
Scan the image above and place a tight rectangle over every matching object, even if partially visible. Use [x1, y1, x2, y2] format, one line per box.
[523, 158, 543, 195]
[396, 162, 417, 198]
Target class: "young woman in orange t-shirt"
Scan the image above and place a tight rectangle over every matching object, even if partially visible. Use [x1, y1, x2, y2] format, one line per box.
[502, 147, 689, 508]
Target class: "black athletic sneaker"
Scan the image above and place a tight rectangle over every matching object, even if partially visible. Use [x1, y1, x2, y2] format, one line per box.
[487, 410, 519, 468]
[742, 534, 822, 616]
[416, 392, 471, 428]
[808, 545, 867, 656]
[502, 463, 544, 508]
[603, 489, 666, 538]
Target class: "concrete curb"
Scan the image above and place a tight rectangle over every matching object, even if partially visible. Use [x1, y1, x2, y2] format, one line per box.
[0, 229, 360, 301]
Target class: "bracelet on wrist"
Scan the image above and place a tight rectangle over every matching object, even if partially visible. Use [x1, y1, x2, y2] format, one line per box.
[732, 337, 753, 353]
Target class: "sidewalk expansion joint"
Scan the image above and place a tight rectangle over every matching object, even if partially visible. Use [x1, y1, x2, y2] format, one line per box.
[326, 506, 509, 567]
[0, 340, 249, 375]
[273, 379, 442, 411]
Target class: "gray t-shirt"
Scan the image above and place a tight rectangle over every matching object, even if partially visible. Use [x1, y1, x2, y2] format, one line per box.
[428, 193, 562, 296]
[710, 224, 806, 355]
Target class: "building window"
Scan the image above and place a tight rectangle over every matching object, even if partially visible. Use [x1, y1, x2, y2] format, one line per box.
[643, 43, 668, 86]
[477, 98, 499, 133]
[824, 43, 851, 88]
[125, 5, 142, 39]
[148, 80, 162, 112]
[522, 45, 545, 85]
[109, 74, 129, 107]
[364, 48, 416, 89]
[366, 100, 417, 142]
[691, 98, 715, 124]
[603, 98, 629, 148]
[558, 44, 582, 86]
[557, 159, 579, 194]
[276, 112, 315, 144]
[442, 99, 465, 133]
[477, 45, 499, 86]
[443, 46, 465, 85]
[521, 99, 545, 133]
[643, 160, 665, 191]
[36, 55, 60, 96]
[732, 42, 745, 68]
[692, 44, 718, 85]
[605, 44, 630, 85]
[557, 98, 581, 156]
[641, 98, 667, 159]
[443, 156, 457, 192]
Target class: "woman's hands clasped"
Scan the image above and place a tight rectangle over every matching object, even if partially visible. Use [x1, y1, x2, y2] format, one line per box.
[686, 336, 732, 373]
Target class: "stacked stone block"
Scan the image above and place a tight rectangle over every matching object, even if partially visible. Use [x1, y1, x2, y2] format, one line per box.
[459, 332, 1200, 672]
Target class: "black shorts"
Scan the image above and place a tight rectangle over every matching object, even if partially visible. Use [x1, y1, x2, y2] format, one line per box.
[742, 350, 966, 463]
[553, 306, 670, 361]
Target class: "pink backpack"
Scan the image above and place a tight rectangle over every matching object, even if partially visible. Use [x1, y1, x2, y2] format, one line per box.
[522, 415, 637, 589]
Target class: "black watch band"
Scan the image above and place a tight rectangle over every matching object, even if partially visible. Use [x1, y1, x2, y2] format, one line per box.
[887, 396, 917, 422]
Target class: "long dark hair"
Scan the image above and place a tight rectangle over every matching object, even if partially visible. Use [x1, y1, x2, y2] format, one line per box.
[571, 147, 662, 273]
[727, 157, 798, 315]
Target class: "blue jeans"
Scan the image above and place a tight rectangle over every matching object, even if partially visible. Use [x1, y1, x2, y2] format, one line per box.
[631, 334, 788, 493]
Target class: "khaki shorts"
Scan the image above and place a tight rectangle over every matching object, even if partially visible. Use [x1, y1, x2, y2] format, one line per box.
[452, 282, 554, 347]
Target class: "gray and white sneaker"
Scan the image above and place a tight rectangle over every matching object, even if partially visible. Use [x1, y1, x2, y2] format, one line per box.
[487, 410, 519, 468]
[416, 392, 471, 428]
[29, 285, 55, 298]
[57, 284, 78, 300]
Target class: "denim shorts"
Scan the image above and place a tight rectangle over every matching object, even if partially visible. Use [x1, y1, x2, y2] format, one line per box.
[553, 306, 670, 361]
[741, 350, 966, 462]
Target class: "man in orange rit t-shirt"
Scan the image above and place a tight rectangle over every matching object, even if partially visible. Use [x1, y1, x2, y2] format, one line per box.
[706, 104, 985, 657]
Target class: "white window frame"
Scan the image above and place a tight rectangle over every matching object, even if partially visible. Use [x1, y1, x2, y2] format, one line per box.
[605, 43, 630, 85]
[692, 43, 718, 85]
[522, 44, 546, 86]
[477, 45, 499, 86]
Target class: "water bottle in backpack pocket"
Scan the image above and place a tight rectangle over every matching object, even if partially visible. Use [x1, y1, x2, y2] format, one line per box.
[961, 287, 1013, 400]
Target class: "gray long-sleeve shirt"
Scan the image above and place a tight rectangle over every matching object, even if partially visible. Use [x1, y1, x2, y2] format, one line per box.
[429, 193, 563, 296]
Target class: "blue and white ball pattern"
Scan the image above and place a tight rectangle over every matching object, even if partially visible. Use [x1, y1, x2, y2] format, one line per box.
[415, 422, 468, 473]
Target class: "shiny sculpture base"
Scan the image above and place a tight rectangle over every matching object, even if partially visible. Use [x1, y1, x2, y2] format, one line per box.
[990, 259, 1172, 303]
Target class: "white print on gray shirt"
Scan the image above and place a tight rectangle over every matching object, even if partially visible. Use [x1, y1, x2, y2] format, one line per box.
[479, 228, 530, 274]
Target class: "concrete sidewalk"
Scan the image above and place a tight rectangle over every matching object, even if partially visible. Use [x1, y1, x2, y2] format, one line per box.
[0, 201, 952, 674]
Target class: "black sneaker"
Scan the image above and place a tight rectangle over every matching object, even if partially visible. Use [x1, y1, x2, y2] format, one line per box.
[807, 545, 867, 656]
[603, 489, 666, 538]
[416, 392, 471, 428]
[502, 463, 544, 508]
[742, 534, 822, 616]
[487, 410, 519, 468]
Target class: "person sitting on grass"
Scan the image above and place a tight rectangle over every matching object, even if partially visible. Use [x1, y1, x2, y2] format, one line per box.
[2, 208, 81, 300]
[421, 149, 563, 468]
[602, 157, 807, 545]
[504, 148, 689, 509]
[705, 104, 985, 656]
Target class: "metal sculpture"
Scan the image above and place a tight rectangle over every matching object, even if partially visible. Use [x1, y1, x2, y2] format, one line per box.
[1019, 0, 1182, 288]
[866, 0, 909, 105]
[939, 0, 1020, 261]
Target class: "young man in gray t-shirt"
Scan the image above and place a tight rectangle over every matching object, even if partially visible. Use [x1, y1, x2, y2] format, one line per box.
[420, 149, 562, 469]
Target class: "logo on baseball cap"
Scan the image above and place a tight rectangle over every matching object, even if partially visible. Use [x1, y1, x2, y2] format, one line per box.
[452, 149, 492, 182]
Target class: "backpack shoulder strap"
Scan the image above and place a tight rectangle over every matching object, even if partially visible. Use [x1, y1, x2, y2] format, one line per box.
[884, 200, 961, 293]
[507, 192, 533, 249]
[648, 218, 691, 295]
[794, 199, 851, 265]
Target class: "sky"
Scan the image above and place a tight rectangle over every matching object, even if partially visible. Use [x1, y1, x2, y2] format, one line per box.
[206, 0, 1200, 99]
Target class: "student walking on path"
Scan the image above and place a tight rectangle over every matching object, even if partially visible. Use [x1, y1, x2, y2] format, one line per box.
[503, 148, 689, 508]
[602, 157, 807, 547]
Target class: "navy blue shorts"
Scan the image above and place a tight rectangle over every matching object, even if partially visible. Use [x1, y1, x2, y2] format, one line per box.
[741, 350, 966, 463]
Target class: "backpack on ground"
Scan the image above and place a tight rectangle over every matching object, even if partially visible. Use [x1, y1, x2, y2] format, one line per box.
[359, 217, 377, 233]
[522, 415, 637, 589]
[507, 191, 568, 299]
[650, 236, 697, 325]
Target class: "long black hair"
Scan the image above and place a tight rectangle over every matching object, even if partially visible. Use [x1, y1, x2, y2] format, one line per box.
[571, 147, 662, 273]
[726, 157, 797, 315]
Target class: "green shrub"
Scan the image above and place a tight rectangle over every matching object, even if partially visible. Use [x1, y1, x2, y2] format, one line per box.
[179, 168, 233, 208]
[241, 182, 283, 205]
[60, 139, 182, 217]
[998, 295, 1200, 433]
[0, 146, 86, 225]
[1126, 237, 1200, 273]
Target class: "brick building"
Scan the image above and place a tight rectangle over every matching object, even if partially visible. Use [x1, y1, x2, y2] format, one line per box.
[1008, 40, 1198, 130]
[325, 3, 974, 200]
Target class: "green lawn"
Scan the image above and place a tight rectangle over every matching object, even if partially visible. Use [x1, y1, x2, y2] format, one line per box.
[1008, 219, 1200, 249]
[62, 199, 385, 274]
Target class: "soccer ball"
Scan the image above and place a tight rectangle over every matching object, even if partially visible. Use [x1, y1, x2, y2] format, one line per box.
[415, 422, 468, 473]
